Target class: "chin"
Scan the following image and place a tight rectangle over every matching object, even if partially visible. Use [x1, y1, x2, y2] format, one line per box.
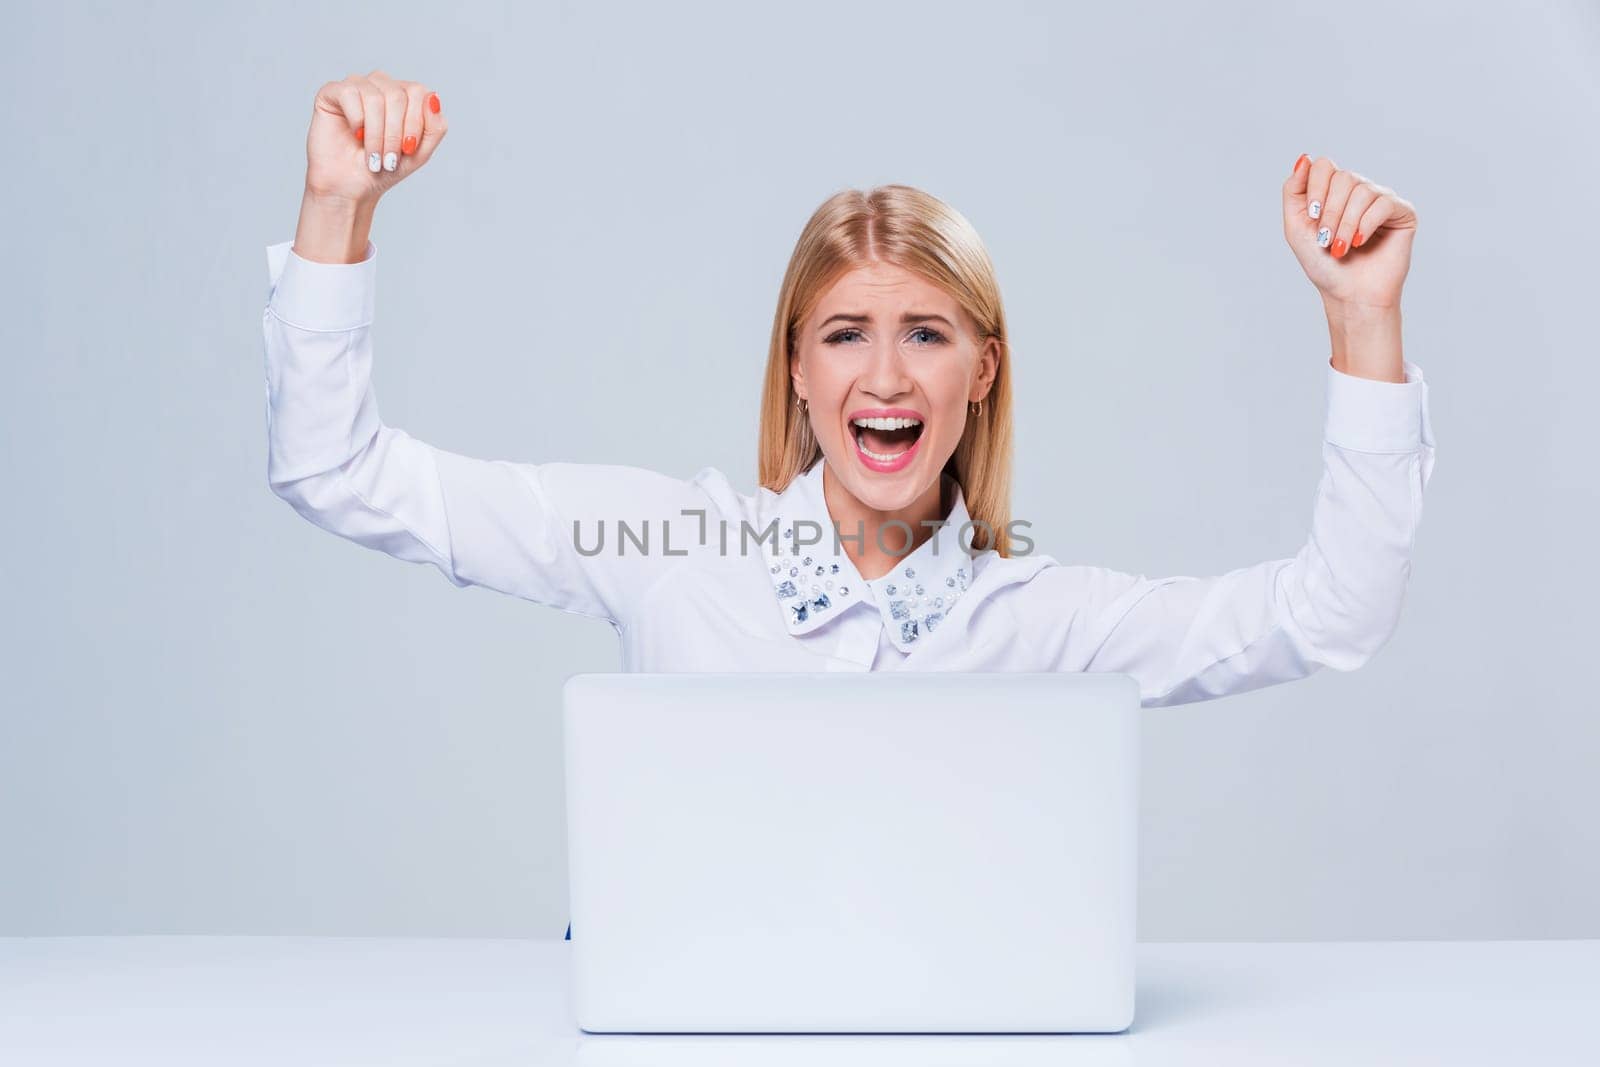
[832, 443, 939, 510]
[850, 480, 922, 512]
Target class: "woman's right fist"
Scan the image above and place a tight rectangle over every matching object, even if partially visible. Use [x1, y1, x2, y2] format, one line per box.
[304, 70, 447, 205]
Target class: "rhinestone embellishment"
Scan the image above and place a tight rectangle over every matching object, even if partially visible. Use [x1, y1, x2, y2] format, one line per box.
[771, 550, 851, 625]
[869, 557, 975, 647]
[771, 528, 972, 643]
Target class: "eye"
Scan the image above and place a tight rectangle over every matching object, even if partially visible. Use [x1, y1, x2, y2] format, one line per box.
[823, 326, 949, 346]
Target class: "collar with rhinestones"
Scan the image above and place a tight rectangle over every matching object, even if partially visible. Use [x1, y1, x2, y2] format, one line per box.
[763, 458, 976, 653]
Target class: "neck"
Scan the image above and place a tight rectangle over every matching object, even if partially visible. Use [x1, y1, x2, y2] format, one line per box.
[821, 460, 947, 581]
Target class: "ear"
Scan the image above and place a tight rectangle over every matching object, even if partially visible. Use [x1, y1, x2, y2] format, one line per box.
[971, 336, 1000, 402]
[789, 346, 807, 402]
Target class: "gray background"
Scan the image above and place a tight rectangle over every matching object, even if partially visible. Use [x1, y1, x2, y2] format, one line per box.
[3, 0, 1595, 940]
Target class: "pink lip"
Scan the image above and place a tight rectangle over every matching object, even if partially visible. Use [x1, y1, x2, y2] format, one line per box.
[847, 407, 926, 474]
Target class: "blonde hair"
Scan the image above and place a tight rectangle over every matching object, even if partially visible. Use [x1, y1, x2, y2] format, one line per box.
[757, 184, 1016, 555]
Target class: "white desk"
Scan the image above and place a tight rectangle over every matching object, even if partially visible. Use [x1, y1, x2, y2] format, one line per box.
[2, 937, 1594, 1065]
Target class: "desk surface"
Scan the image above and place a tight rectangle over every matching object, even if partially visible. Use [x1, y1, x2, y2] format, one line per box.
[2, 937, 1595, 1065]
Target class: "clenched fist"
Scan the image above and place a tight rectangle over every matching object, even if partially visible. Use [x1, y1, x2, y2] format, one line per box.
[305, 70, 448, 205]
[1282, 154, 1417, 311]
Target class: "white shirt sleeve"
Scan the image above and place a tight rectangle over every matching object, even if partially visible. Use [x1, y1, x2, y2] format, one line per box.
[260, 239, 710, 630]
[1038, 358, 1436, 707]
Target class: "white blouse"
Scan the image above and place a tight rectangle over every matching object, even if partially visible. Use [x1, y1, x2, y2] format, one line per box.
[262, 239, 1436, 707]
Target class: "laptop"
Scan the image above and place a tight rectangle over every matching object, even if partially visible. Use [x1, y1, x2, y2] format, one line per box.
[561, 671, 1140, 1034]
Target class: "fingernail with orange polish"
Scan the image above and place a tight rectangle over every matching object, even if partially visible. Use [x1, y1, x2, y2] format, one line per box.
[1353, 230, 1365, 247]
[427, 93, 441, 114]
[1332, 236, 1348, 258]
[1292, 153, 1309, 175]
[354, 125, 364, 142]
[403, 135, 418, 154]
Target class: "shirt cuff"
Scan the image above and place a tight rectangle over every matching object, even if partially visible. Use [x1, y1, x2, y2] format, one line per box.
[1322, 357, 1433, 454]
[264, 238, 377, 332]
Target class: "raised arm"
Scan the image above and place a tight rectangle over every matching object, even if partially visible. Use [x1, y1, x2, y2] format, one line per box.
[1040, 357, 1435, 706]
[262, 71, 710, 629]
[1038, 154, 1435, 706]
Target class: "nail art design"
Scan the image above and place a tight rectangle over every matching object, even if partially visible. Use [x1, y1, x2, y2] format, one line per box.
[1317, 227, 1332, 248]
[1308, 200, 1322, 220]
[367, 152, 382, 173]
[383, 151, 398, 172]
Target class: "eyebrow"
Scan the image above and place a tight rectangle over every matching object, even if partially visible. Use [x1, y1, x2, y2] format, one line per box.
[819, 312, 956, 330]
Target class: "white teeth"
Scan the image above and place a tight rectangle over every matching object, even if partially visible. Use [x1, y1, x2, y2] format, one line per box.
[851, 416, 922, 431]
[854, 434, 911, 462]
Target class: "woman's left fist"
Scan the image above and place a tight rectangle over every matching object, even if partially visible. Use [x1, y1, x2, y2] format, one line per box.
[1283, 154, 1417, 309]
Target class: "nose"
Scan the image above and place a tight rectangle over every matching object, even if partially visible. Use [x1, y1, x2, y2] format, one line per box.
[859, 338, 914, 401]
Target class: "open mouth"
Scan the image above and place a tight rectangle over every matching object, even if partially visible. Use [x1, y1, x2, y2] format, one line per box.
[850, 414, 924, 469]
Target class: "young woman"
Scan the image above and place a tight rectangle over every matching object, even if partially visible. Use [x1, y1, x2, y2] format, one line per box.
[264, 70, 1435, 708]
